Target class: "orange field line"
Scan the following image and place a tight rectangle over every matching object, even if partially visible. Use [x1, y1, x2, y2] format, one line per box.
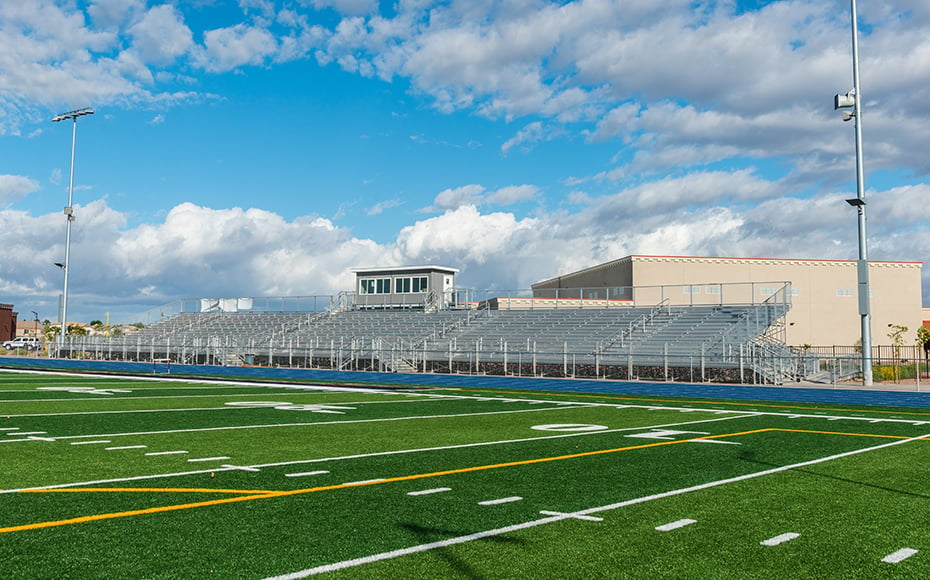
[2, 427, 923, 535]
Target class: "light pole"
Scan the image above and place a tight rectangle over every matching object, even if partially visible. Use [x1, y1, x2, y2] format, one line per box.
[834, 0, 872, 385]
[52, 107, 94, 354]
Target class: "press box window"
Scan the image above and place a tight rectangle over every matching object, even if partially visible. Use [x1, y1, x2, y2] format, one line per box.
[395, 276, 429, 294]
[359, 278, 391, 294]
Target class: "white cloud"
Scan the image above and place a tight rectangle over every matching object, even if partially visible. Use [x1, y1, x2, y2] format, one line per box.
[424, 183, 539, 212]
[1, 175, 929, 323]
[501, 121, 545, 155]
[427, 184, 485, 212]
[486, 185, 539, 205]
[195, 24, 279, 73]
[0, 175, 40, 206]
[366, 198, 402, 216]
[308, 0, 379, 17]
[128, 4, 194, 65]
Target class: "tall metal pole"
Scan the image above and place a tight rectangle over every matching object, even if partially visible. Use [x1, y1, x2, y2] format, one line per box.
[849, 0, 873, 386]
[52, 107, 94, 354]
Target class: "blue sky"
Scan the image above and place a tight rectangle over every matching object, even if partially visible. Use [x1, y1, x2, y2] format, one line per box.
[1, 0, 929, 324]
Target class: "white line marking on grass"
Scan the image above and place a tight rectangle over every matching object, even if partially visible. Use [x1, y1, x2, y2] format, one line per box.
[626, 429, 710, 440]
[187, 456, 231, 463]
[26, 436, 56, 441]
[2, 405, 591, 443]
[7, 431, 47, 436]
[222, 464, 261, 472]
[11, 414, 754, 492]
[656, 519, 696, 532]
[264, 431, 930, 579]
[144, 450, 188, 456]
[285, 471, 330, 478]
[479, 496, 522, 506]
[761, 532, 799, 546]
[690, 439, 741, 445]
[106, 445, 147, 450]
[69, 440, 111, 445]
[531, 424, 608, 432]
[882, 548, 918, 563]
[539, 510, 602, 522]
[407, 487, 451, 496]
[0, 427, 18, 431]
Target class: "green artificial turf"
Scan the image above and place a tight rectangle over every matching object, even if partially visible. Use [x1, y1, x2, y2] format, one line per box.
[1, 370, 929, 578]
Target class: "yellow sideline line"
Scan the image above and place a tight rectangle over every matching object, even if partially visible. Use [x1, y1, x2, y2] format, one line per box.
[1, 427, 922, 535]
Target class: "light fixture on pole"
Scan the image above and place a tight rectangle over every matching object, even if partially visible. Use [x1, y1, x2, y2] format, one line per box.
[52, 107, 94, 354]
[31, 311, 39, 340]
[833, 0, 872, 386]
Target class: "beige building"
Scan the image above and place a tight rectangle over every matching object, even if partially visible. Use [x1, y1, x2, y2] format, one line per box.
[532, 255, 924, 347]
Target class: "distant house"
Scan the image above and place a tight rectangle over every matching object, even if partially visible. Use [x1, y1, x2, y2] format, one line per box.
[15, 320, 42, 339]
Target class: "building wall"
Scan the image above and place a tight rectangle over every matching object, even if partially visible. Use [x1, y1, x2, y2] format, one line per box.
[533, 255, 923, 347]
[0, 304, 15, 342]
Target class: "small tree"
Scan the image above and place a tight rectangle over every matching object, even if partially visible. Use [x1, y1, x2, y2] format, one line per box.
[917, 327, 930, 376]
[887, 324, 908, 382]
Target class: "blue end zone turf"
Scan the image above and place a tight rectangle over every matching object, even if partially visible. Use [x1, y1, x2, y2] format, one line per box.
[3, 355, 930, 408]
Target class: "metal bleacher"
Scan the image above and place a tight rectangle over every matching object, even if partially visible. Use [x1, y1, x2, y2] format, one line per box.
[122, 288, 791, 381]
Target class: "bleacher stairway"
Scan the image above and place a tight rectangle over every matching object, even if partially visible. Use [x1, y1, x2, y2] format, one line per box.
[122, 296, 793, 382]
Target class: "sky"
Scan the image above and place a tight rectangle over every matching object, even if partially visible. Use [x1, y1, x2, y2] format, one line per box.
[1, 0, 929, 325]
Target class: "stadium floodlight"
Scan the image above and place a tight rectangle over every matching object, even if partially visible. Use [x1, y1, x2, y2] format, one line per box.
[835, 0, 872, 386]
[52, 107, 94, 354]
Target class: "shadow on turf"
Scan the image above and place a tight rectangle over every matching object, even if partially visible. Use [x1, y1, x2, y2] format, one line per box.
[737, 450, 930, 501]
[400, 522, 526, 578]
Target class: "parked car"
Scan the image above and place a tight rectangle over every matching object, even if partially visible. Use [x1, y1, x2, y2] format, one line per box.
[2, 336, 41, 350]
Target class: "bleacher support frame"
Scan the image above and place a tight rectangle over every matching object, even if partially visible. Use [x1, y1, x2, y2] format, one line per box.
[56, 282, 803, 385]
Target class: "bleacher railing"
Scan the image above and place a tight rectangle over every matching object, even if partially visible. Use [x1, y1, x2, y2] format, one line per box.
[25, 334, 930, 389]
[129, 281, 792, 323]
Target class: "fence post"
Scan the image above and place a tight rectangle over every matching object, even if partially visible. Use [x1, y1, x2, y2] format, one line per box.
[563, 342, 568, 377]
[664, 343, 668, 382]
[701, 343, 706, 382]
[739, 344, 744, 384]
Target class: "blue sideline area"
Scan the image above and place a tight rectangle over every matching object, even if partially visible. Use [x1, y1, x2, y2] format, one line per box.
[2, 356, 930, 409]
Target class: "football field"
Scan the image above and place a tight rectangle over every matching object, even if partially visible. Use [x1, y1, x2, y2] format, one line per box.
[1, 369, 929, 578]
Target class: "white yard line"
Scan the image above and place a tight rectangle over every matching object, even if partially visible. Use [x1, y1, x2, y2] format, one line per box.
[478, 496, 522, 506]
[69, 440, 111, 445]
[656, 519, 696, 531]
[187, 456, 231, 463]
[264, 431, 930, 579]
[144, 450, 188, 456]
[4, 397, 444, 418]
[0, 405, 603, 443]
[882, 548, 918, 563]
[406, 487, 451, 496]
[538, 510, 603, 522]
[0, 414, 754, 492]
[285, 471, 330, 478]
[105, 445, 147, 451]
[761, 532, 799, 546]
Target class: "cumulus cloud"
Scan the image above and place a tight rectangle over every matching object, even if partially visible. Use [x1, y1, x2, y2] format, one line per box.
[194, 24, 279, 73]
[127, 4, 194, 65]
[0, 175, 40, 206]
[424, 184, 540, 212]
[307, 0, 379, 17]
[1, 175, 929, 324]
